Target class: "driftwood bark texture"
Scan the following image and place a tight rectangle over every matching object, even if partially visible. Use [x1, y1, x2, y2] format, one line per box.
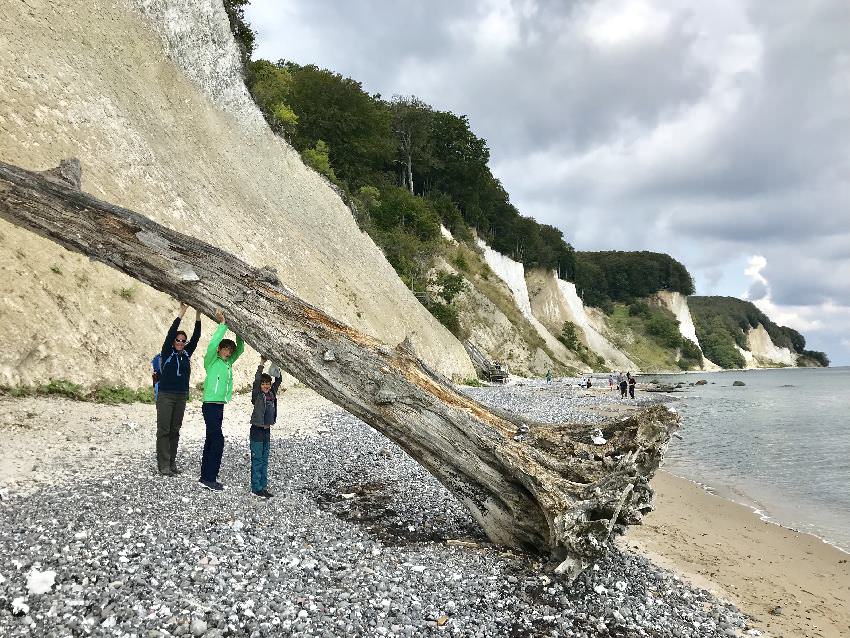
[0, 159, 679, 575]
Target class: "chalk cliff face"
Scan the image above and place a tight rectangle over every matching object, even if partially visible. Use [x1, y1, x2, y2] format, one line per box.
[744, 324, 797, 367]
[0, 0, 474, 387]
[653, 291, 721, 371]
[474, 239, 584, 371]
[470, 239, 587, 368]
[526, 269, 636, 371]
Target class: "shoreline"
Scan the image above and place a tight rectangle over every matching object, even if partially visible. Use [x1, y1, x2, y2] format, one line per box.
[625, 470, 850, 638]
[663, 468, 850, 557]
[1, 388, 848, 637]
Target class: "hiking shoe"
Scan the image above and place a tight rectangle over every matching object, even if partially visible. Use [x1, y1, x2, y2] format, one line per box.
[199, 479, 223, 491]
[170, 466, 183, 475]
[158, 469, 174, 477]
[252, 490, 272, 498]
[260, 490, 275, 498]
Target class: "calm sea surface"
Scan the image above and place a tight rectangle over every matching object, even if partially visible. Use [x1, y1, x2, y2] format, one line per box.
[647, 367, 850, 553]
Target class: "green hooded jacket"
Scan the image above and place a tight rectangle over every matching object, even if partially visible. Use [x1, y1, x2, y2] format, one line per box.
[202, 323, 244, 403]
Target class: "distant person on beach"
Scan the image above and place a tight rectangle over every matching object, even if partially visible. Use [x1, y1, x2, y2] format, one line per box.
[199, 309, 244, 491]
[155, 302, 201, 476]
[628, 374, 636, 399]
[586, 377, 592, 389]
[545, 370, 552, 384]
[249, 356, 283, 498]
[619, 373, 628, 398]
[608, 374, 614, 390]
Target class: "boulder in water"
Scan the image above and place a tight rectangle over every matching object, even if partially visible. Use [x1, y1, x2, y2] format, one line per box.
[732, 380, 746, 387]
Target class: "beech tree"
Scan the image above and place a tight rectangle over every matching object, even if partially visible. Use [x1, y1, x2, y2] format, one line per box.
[390, 95, 433, 194]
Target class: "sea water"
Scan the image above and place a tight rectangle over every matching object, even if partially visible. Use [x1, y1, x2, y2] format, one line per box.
[650, 367, 850, 553]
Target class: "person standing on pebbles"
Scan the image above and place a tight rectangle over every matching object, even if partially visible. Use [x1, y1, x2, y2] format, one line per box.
[199, 309, 244, 491]
[249, 356, 284, 498]
[155, 302, 201, 476]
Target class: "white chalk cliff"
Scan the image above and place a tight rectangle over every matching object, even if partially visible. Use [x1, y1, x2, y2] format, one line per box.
[653, 291, 721, 370]
[526, 270, 637, 371]
[0, 0, 474, 387]
[740, 324, 797, 368]
[474, 239, 587, 372]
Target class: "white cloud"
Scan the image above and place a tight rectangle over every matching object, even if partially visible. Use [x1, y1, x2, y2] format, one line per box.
[582, 0, 671, 47]
[744, 254, 768, 289]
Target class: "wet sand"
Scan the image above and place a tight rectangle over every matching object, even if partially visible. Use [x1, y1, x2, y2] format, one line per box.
[623, 471, 850, 638]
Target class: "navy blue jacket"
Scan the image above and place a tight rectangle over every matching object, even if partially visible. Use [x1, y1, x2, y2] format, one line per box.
[158, 317, 201, 395]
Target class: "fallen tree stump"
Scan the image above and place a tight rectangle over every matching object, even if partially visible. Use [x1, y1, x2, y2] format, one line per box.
[0, 158, 679, 577]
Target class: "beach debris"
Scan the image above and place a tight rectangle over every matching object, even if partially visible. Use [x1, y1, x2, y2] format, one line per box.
[591, 428, 607, 445]
[11, 597, 29, 615]
[769, 605, 782, 616]
[26, 568, 56, 594]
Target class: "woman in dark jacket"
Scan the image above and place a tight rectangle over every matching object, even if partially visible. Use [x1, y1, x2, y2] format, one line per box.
[156, 302, 201, 476]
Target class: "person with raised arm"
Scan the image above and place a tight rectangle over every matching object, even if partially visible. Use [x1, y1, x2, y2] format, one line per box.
[199, 309, 244, 491]
[155, 302, 201, 476]
[249, 355, 284, 498]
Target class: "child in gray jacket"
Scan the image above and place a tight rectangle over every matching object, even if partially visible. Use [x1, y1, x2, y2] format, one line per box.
[249, 356, 283, 497]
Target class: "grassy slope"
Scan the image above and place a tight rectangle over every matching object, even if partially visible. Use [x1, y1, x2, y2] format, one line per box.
[602, 304, 683, 372]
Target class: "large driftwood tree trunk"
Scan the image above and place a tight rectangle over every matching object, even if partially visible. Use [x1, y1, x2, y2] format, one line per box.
[0, 159, 678, 576]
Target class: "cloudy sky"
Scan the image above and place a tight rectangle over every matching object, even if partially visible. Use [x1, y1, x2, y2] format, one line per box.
[246, 0, 850, 364]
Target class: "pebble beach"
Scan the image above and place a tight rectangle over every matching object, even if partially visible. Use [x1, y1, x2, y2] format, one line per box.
[0, 382, 845, 637]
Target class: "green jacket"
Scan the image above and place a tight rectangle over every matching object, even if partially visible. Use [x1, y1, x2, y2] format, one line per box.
[202, 323, 244, 403]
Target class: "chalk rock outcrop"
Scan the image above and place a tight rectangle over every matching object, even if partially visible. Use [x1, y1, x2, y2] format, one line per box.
[0, 0, 474, 387]
[742, 324, 797, 368]
[653, 291, 721, 370]
[474, 240, 588, 373]
[527, 269, 637, 371]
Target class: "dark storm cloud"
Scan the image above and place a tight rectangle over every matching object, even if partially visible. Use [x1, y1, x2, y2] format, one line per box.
[246, 0, 850, 362]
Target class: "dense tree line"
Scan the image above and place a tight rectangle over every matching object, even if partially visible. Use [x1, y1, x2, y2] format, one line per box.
[574, 251, 695, 309]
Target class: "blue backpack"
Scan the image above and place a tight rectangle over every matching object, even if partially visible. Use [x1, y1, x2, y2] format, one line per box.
[151, 349, 191, 400]
[151, 354, 162, 400]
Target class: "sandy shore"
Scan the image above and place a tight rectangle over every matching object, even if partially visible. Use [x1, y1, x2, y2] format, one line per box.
[623, 471, 850, 638]
[1, 387, 848, 637]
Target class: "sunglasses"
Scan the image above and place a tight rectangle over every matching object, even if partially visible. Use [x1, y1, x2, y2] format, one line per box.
[174, 339, 187, 343]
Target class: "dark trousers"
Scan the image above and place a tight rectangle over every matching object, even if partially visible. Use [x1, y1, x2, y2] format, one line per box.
[629, 385, 635, 399]
[250, 439, 270, 492]
[620, 382, 628, 398]
[156, 392, 187, 472]
[200, 402, 225, 482]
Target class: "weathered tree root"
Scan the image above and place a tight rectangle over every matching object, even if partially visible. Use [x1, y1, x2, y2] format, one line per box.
[0, 159, 679, 573]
